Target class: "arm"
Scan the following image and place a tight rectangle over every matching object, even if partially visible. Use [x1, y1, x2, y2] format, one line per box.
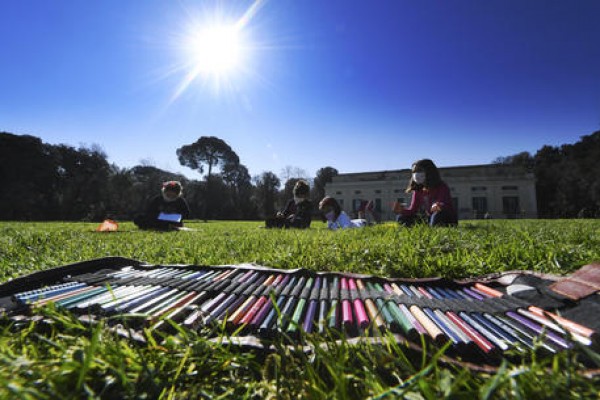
[430, 184, 452, 213]
[337, 212, 354, 229]
[145, 196, 162, 218]
[401, 191, 421, 216]
[177, 198, 191, 219]
[281, 199, 296, 217]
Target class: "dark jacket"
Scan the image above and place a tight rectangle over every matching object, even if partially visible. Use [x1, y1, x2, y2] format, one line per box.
[134, 195, 191, 230]
[146, 195, 191, 220]
[265, 198, 313, 229]
[281, 198, 313, 228]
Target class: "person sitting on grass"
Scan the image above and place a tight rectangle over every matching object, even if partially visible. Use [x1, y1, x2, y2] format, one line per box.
[319, 196, 367, 230]
[265, 180, 313, 229]
[357, 199, 382, 224]
[394, 159, 457, 227]
[134, 181, 191, 231]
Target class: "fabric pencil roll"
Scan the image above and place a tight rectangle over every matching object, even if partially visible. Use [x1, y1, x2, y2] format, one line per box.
[8, 263, 598, 361]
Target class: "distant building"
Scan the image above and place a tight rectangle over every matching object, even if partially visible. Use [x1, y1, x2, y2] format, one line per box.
[324, 164, 537, 221]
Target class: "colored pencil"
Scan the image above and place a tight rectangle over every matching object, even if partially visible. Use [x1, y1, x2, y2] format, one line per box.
[302, 277, 321, 333]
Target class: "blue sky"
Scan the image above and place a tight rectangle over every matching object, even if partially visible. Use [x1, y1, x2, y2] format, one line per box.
[2, 0, 599, 180]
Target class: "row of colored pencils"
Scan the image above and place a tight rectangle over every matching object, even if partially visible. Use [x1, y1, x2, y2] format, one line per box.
[12, 265, 596, 357]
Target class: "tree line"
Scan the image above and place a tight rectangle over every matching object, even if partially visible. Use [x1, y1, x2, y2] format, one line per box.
[493, 130, 600, 218]
[1, 130, 598, 221]
[0, 132, 338, 221]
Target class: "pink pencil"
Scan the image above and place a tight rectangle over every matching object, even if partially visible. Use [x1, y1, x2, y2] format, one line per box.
[341, 278, 354, 329]
[348, 279, 369, 329]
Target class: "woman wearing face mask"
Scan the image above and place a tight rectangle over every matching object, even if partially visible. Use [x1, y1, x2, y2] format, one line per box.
[394, 159, 457, 227]
[134, 181, 191, 230]
[319, 196, 367, 230]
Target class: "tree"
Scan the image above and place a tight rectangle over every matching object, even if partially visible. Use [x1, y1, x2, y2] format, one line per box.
[280, 165, 309, 184]
[496, 130, 600, 218]
[312, 166, 339, 202]
[0, 132, 59, 220]
[177, 136, 239, 179]
[222, 163, 256, 219]
[282, 178, 302, 204]
[253, 171, 281, 218]
[492, 152, 534, 171]
[123, 165, 188, 219]
[177, 136, 240, 221]
[54, 144, 112, 220]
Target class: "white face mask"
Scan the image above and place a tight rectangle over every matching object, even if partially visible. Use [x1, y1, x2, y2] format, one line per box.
[162, 191, 179, 202]
[412, 172, 426, 185]
[325, 210, 336, 221]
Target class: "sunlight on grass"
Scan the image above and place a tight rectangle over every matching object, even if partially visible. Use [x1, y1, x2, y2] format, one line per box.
[0, 219, 599, 398]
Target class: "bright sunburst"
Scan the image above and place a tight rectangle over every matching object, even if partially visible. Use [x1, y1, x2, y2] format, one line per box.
[171, 0, 265, 100]
[188, 24, 244, 75]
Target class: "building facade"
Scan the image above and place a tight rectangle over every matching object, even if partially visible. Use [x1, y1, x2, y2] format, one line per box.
[324, 164, 537, 221]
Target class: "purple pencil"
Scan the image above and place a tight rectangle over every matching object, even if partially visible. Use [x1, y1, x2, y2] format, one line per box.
[302, 277, 321, 333]
[506, 311, 571, 349]
[250, 274, 290, 328]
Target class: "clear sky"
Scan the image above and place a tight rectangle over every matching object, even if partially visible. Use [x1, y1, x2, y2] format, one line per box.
[2, 0, 599, 180]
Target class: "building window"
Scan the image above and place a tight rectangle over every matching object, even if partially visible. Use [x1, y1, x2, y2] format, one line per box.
[503, 196, 520, 218]
[393, 189, 402, 193]
[374, 198, 382, 212]
[374, 190, 381, 194]
[471, 186, 487, 192]
[336, 191, 343, 195]
[452, 197, 459, 213]
[338, 199, 344, 208]
[352, 199, 362, 212]
[354, 190, 362, 194]
[502, 186, 518, 191]
[472, 197, 488, 218]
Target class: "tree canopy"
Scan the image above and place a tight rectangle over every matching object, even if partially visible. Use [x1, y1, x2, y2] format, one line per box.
[495, 130, 600, 218]
[177, 136, 239, 179]
[2, 129, 598, 221]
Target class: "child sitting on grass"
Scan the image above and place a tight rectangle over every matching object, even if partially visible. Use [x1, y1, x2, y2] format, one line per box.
[394, 159, 457, 227]
[319, 196, 367, 230]
[265, 180, 313, 229]
[134, 181, 191, 231]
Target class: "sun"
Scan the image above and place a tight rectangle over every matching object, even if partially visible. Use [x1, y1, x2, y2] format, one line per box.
[188, 24, 246, 77]
[170, 1, 265, 100]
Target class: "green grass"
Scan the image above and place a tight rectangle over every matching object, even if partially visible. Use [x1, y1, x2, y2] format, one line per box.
[0, 219, 599, 399]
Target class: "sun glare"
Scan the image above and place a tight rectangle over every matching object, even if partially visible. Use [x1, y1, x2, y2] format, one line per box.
[189, 24, 245, 76]
[170, 0, 265, 100]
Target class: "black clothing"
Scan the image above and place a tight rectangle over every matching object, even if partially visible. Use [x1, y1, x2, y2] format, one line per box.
[134, 195, 191, 230]
[265, 199, 313, 229]
[396, 209, 457, 227]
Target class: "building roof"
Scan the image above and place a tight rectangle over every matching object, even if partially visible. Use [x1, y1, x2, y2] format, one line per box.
[331, 163, 534, 183]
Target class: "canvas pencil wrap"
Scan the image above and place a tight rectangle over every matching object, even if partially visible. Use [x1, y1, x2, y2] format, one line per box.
[1, 257, 599, 373]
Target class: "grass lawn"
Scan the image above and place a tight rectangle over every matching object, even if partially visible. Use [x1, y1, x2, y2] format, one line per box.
[0, 219, 599, 399]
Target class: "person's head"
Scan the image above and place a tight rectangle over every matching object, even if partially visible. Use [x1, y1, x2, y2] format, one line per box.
[162, 181, 183, 202]
[293, 180, 310, 201]
[319, 196, 341, 221]
[405, 159, 443, 192]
